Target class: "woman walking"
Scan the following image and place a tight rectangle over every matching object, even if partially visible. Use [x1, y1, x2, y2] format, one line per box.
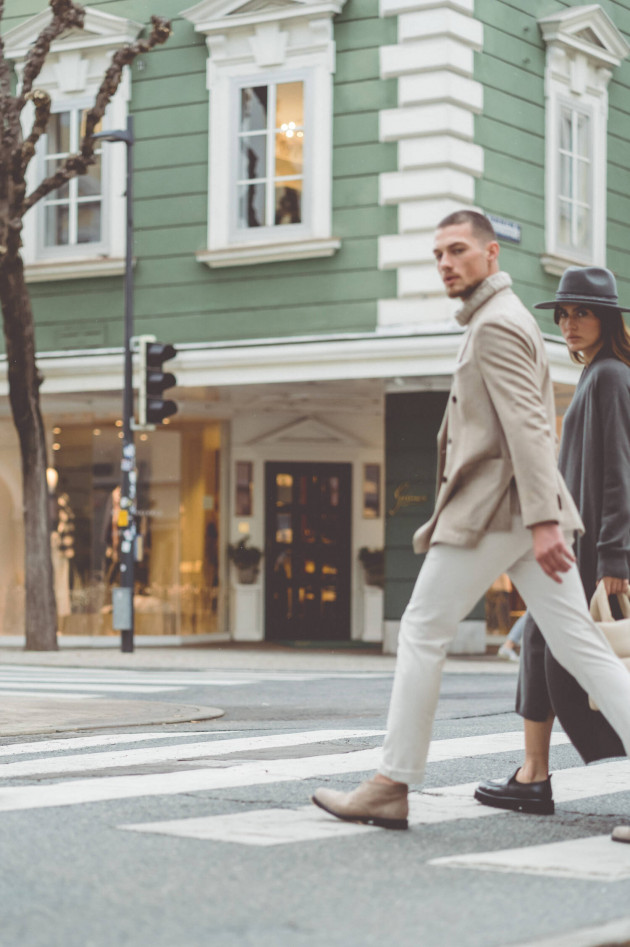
[475, 266, 630, 843]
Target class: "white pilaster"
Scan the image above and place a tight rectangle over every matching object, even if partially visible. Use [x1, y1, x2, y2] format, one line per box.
[378, 1, 484, 329]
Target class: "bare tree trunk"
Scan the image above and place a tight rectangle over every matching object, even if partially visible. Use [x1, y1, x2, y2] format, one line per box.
[0, 254, 57, 650]
[0, 2, 171, 650]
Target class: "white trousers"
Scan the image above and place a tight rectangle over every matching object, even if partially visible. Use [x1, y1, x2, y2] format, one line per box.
[380, 518, 630, 784]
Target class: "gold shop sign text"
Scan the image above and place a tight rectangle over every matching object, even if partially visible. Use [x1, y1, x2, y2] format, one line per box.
[388, 481, 428, 517]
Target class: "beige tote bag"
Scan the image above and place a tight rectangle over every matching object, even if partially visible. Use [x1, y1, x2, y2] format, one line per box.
[588, 580, 630, 711]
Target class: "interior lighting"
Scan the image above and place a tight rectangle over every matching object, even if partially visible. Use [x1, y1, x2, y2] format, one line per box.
[46, 467, 58, 492]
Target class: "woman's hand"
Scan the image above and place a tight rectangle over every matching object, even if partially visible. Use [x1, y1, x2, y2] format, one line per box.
[602, 576, 630, 595]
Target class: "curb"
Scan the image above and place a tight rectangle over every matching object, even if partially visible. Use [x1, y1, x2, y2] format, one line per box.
[0, 698, 224, 738]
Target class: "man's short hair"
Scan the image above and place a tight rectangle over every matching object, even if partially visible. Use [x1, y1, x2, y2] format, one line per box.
[436, 210, 497, 244]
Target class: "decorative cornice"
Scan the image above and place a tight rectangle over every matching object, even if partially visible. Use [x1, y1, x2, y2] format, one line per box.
[180, 0, 347, 35]
[539, 4, 630, 70]
[3, 7, 143, 62]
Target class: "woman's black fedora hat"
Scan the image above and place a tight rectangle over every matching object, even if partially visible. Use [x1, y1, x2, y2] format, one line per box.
[534, 266, 630, 313]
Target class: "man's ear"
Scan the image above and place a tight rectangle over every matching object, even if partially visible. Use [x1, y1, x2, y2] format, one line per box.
[486, 240, 500, 264]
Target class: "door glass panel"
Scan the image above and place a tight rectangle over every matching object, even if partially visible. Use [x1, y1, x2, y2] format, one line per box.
[276, 513, 292, 544]
[276, 473, 293, 505]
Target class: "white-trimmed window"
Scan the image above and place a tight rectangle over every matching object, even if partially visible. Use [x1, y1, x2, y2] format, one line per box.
[3, 8, 143, 283]
[556, 101, 592, 260]
[39, 107, 106, 256]
[236, 79, 306, 234]
[539, 6, 630, 276]
[181, 0, 347, 269]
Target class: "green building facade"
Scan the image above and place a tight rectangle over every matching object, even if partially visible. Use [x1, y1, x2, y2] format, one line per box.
[0, 0, 627, 646]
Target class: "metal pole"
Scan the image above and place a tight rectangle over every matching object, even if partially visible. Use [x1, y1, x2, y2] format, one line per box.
[119, 115, 136, 653]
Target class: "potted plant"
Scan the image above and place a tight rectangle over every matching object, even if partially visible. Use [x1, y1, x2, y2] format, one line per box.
[228, 536, 263, 585]
[358, 547, 384, 588]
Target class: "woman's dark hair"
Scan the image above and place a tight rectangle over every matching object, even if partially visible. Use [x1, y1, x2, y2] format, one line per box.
[558, 305, 630, 366]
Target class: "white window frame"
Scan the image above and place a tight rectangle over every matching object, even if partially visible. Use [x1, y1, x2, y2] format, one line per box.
[554, 97, 594, 263]
[3, 7, 142, 283]
[36, 100, 110, 262]
[181, 0, 347, 269]
[230, 70, 312, 245]
[539, 6, 630, 276]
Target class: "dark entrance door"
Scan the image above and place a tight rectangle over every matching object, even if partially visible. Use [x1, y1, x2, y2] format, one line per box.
[265, 462, 351, 641]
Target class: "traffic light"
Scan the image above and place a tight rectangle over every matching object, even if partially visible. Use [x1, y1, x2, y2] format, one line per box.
[135, 334, 178, 428]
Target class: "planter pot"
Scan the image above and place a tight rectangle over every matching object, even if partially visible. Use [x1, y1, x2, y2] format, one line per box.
[236, 565, 259, 585]
[230, 583, 263, 641]
[362, 585, 384, 642]
[363, 569, 384, 588]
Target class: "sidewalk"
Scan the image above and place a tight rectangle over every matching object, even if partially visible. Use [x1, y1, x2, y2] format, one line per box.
[0, 637, 519, 673]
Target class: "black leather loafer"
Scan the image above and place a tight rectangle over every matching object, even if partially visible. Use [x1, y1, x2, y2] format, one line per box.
[474, 769, 554, 815]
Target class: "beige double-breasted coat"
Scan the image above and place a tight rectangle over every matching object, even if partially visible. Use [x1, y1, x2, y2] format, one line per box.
[413, 272, 583, 553]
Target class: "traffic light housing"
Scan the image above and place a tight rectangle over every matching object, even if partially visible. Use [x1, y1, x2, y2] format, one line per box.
[136, 335, 178, 428]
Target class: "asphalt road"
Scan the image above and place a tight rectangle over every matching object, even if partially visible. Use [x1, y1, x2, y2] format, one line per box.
[0, 662, 628, 947]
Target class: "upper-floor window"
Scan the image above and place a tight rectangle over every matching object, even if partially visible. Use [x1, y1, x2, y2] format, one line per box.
[4, 7, 142, 283]
[41, 108, 105, 254]
[539, 6, 630, 276]
[182, 0, 347, 269]
[557, 102, 592, 259]
[238, 81, 304, 232]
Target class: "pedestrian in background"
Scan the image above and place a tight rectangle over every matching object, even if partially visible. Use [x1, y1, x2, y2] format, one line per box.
[498, 612, 525, 662]
[475, 268, 630, 838]
[310, 212, 630, 844]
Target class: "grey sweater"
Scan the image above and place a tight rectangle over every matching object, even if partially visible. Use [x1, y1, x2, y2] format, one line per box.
[559, 343, 630, 598]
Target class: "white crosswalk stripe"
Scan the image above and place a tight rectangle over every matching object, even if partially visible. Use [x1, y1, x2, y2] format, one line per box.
[121, 760, 630, 854]
[0, 728, 572, 812]
[0, 718, 628, 879]
[430, 835, 630, 881]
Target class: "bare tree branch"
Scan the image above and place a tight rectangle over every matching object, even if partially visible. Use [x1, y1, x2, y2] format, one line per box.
[81, 16, 172, 146]
[21, 89, 51, 171]
[20, 0, 85, 102]
[23, 15, 172, 213]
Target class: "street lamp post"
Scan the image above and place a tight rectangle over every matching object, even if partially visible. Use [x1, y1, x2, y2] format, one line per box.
[92, 116, 136, 653]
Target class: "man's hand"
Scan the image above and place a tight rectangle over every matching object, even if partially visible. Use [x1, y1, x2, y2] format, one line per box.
[531, 522, 576, 583]
[602, 576, 630, 596]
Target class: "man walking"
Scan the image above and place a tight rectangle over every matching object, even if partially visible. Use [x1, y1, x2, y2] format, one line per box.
[311, 210, 630, 841]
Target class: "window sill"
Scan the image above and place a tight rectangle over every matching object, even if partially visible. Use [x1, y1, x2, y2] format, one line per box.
[541, 252, 597, 277]
[24, 257, 126, 283]
[196, 238, 341, 269]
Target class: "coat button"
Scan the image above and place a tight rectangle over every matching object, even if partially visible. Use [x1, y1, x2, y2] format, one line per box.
[447, 438, 452, 444]
[452, 395, 457, 403]
[441, 476, 447, 483]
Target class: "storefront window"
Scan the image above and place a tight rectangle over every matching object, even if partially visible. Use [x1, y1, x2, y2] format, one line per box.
[41, 421, 222, 636]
